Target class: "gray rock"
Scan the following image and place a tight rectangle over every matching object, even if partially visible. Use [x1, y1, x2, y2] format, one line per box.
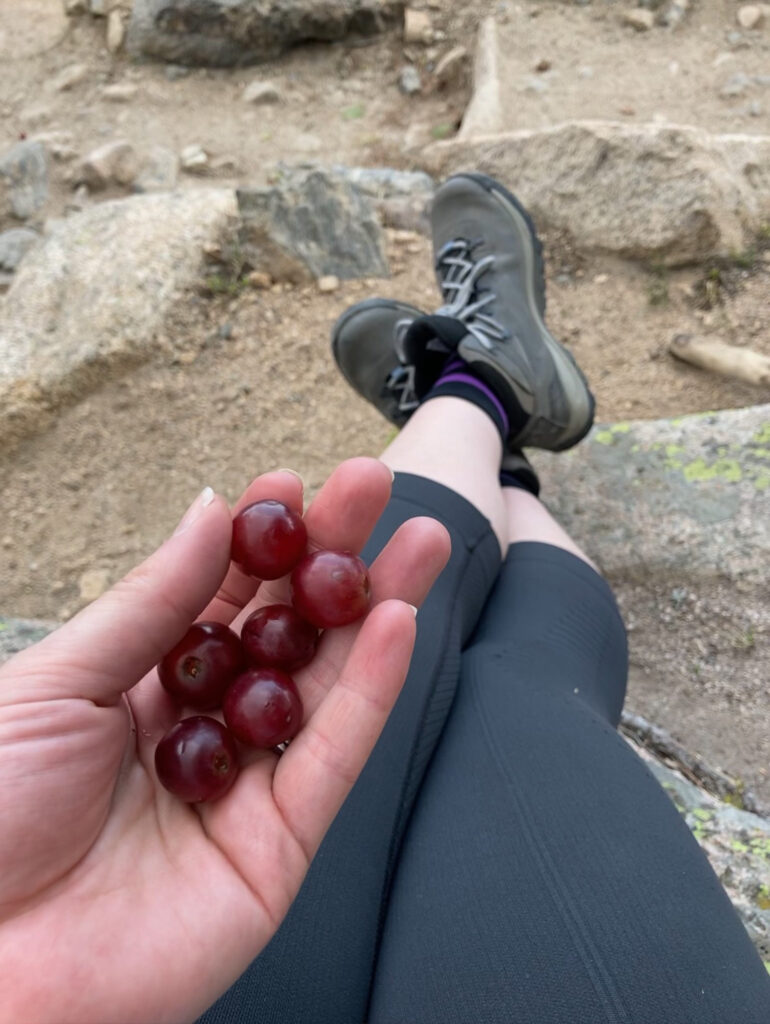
[328, 164, 435, 233]
[531, 405, 770, 806]
[0, 189, 237, 445]
[127, 0, 403, 67]
[0, 616, 56, 663]
[242, 79, 283, 104]
[0, 141, 49, 221]
[627, 735, 770, 959]
[0, 228, 39, 272]
[133, 146, 179, 192]
[77, 141, 139, 190]
[424, 122, 770, 265]
[721, 72, 752, 99]
[237, 169, 388, 281]
[459, 16, 502, 140]
[398, 64, 422, 95]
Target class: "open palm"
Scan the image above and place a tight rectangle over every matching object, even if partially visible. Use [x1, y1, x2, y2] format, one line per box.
[0, 458, 450, 1024]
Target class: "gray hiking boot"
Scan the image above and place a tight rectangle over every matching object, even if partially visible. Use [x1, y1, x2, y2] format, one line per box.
[399, 173, 595, 451]
[331, 298, 423, 427]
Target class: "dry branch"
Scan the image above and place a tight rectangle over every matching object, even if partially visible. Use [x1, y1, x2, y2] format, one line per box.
[670, 334, 770, 387]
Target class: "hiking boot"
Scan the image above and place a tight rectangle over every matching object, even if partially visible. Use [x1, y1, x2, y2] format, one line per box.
[399, 173, 595, 451]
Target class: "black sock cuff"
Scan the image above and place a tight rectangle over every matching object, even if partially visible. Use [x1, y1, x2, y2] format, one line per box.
[423, 380, 508, 444]
[500, 467, 540, 498]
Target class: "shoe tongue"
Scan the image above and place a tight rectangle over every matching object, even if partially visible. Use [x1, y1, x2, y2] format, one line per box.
[400, 315, 469, 398]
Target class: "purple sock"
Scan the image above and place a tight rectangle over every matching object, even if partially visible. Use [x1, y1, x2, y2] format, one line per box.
[423, 356, 510, 442]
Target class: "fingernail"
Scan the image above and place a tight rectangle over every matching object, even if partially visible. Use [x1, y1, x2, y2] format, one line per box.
[384, 463, 395, 482]
[408, 603, 418, 617]
[278, 468, 304, 487]
[174, 486, 215, 535]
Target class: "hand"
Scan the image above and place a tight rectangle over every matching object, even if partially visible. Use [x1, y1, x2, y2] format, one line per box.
[0, 458, 450, 1024]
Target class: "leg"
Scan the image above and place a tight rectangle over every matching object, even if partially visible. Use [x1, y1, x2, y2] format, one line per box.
[368, 530, 770, 1022]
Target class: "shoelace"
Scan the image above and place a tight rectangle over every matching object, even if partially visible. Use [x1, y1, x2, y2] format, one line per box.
[384, 239, 508, 414]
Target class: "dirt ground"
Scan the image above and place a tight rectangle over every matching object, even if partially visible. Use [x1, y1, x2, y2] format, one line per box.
[0, 0, 769, 790]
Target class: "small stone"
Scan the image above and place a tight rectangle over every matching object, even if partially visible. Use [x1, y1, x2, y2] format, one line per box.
[317, 274, 340, 293]
[737, 5, 763, 28]
[64, 0, 88, 12]
[106, 9, 125, 51]
[0, 228, 39, 272]
[52, 63, 88, 92]
[180, 144, 209, 173]
[593, 273, 609, 284]
[623, 8, 655, 30]
[78, 140, 138, 189]
[102, 82, 138, 103]
[720, 72, 751, 99]
[727, 30, 747, 47]
[242, 80, 283, 104]
[433, 45, 469, 88]
[247, 270, 272, 289]
[748, 100, 763, 116]
[0, 141, 49, 220]
[164, 64, 190, 81]
[89, 0, 117, 14]
[535, 58, 552, 72]
[1, 535, 12, 548]
[78, 568, 111, 602]
[404, 8, 432, 44]
[398, 65, 422, 95]
[133, 146, 178, 192]
[523, 75, 548, 94]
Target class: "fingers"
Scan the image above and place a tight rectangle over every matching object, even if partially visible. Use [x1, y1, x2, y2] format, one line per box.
[272, 599, 417, 861]
[200, 470, 304, 626]
[0, 489, 233, 707]
[295, 515, 451, 718]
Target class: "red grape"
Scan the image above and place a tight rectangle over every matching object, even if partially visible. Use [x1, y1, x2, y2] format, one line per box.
[241, 604, 319, 672]
[223, 668, 303, 749]
[155, 717, 240, 802]
[158, 621, 244, 710]
[291, 550, 371, 628]
[231, 499, 307, 580]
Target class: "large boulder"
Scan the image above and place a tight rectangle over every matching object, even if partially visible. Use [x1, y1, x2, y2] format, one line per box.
[423, 122, 770, 265]
[237, 169, 388, 280]
[0, 189, 238, 445]
[127, 0, 403, 66]
[532, 404, 770, 807]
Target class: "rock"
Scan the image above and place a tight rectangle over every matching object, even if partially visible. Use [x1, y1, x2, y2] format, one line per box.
[89, 0, 118, 14]
[52, 62, 88, 92]
[404, 7, 431, 43]
[398, 64, 422, 95]
[180, 143, 209, 173]
[0, 189, 237, 446]
[0, 228, 39, 272]
[77, 141, 139, 189]
[0, 141, 49, 222]
[623, 7, 655, 29]
[0, 616, 56, 664]
[530, 404, 770, 807]
[102, 82, 138, 102]
[317, 274, 340, 293]
[459, 16, 503, 139]
[106, 8, 125, 51]
[64, 0, 88, 13]
[164, 64, 190, 81]
[626, 732, 770, 959]
[127, 0, 402, 66]
[246, 269, 272, 289]
[425, 123, 770, 265]
[237, 169, 388, 282]
[720, 72, 752, 99]
[659, 0, 689, 28]
[78, 568, 111, 602]
[433, 45, 470, 89]
[327, 164, 435, 233]
[133, 146, 179, 192]
[242, 80, 283, 105]
[738, 4, 763, 28]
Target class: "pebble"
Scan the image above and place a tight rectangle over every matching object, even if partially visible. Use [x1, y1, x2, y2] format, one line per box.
[242, 80, 283, 105]
[133, 145, 179, 193]
[247, 270, 272, 289]
[404, 8, 432, 44]
[737, 5, 763, 28]
[77, 140, 138, 189]
[106, 9, 125, 52]
[317, 275, 340, 293]
[523, 75, 548, 94]
[0, 228, 39, 272]
[720, 72, 751, 99]
[102, 82, 138, 103]
[593, 273, 609, 284]
[433, 45, 469, 88]
[623, 8, 655, 30]
[78, 568, 111, 603]
[180, 144, 209, 173]
[535, 58, 552, 72]
[398, 65, 422, 95]
[52, 63, 88, 92]
[64, 0, 87, 13]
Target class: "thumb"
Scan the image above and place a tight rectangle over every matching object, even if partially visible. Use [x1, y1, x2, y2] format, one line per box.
[1, 488, 233, 707]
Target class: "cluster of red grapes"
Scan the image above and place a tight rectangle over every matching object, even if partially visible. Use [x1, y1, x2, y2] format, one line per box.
[154, 499, 371, 804]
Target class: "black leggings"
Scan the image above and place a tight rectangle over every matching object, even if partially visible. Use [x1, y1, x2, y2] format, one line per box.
[200, 475, 770, 1024]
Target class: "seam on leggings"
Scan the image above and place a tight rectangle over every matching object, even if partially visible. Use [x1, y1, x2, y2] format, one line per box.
[365, 544, 481, 1014]
[470, 662, 634, 1024]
